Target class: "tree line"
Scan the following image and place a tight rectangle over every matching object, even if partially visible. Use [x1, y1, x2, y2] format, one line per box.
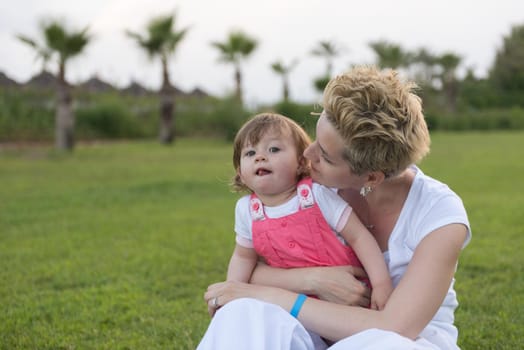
[13, 11, 524, 151]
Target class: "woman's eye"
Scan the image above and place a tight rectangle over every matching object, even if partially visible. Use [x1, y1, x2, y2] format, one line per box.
[322, 154, 333, 164]
[269, 147, 280, 153]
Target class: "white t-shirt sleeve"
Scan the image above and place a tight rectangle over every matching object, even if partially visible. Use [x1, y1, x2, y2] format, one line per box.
[403, 169, 471, 251]
[312, 183, 352, 231]
[234, 196, 254, 248]
[412, 193, 471, 249]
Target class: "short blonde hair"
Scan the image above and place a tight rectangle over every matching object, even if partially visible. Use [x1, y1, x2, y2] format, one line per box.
[231, 113, 311, 193]
[322, 65, 430, 177]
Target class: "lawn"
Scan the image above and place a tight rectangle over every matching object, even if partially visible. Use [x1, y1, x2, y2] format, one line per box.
[1, 133, 523, 349]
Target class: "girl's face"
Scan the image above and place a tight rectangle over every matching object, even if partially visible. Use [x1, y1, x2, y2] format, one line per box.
[238, 130, 301, 201]
[304, 113, 365, 190]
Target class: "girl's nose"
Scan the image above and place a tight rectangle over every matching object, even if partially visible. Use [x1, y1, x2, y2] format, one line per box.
[255, 153, 266, 162]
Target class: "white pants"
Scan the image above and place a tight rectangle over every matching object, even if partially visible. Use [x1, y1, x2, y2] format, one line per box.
[197, 298, 459, 350]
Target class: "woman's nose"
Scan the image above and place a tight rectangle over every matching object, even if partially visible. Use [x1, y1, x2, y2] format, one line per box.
[304, 142, 316, 161]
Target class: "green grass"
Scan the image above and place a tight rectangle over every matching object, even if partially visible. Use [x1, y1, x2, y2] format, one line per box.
[1, 133, 523, 349]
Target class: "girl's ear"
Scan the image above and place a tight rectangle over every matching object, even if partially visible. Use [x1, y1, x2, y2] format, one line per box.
[297, 156, 311, 178]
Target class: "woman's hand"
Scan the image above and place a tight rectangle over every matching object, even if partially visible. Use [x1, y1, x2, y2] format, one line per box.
[204, 264, 370, 317]
[251, 262, 370, 307]
[204, 281, 262, 317]
[308, 265, 370, 307]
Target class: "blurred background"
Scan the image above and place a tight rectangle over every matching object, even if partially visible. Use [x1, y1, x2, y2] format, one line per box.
[1, 0, 524, 148]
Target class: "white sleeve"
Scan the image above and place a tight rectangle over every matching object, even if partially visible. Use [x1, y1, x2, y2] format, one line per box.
[413, 193, 471, 249]
[403, 174, 472, 250]
[234, 196, 254, 248]
[312, 183, 351, 231]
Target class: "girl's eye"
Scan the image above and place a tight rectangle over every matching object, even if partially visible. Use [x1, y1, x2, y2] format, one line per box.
[269, 147, 280, 153]
[244, 150, 256, 157]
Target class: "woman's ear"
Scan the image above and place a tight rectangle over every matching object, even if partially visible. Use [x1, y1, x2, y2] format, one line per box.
[366, 171, 386, 188]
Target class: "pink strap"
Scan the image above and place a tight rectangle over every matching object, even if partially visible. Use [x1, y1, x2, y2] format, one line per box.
[297, 178, 315, 209]
[249, 195, 265, 221]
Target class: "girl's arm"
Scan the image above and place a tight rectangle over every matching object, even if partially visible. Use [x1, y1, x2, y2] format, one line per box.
[206, 224, 468, 341]
[339, 211, 392, 310]
[227, 244, 258, 283]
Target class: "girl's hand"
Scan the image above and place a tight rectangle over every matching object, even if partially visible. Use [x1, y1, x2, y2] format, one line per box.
[369, 280, 393, 310]
[308, 265, 370, 307]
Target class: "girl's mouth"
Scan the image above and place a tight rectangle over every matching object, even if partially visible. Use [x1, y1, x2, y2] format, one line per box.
[256, 168, 271, 176]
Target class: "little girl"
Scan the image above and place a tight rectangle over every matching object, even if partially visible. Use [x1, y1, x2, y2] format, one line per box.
[227, 113, 392, 310]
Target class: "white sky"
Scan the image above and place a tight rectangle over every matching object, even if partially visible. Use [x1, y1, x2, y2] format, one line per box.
[1, 0, 523, 106]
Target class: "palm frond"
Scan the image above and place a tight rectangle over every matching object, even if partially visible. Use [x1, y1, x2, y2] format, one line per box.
[211, 30, 257, 64]
[127, 12, 189, 59]
[16, 35, 38, 48]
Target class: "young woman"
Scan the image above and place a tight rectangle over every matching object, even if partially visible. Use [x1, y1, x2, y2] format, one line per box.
[198, 66, 471, 349]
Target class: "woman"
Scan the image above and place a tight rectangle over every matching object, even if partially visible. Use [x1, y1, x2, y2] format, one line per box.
[198, 65, 471, 349]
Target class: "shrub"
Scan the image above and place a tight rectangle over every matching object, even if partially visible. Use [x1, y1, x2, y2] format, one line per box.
[427, 108, 524, 131]
[76, 101, 148, 139]
[261, 101, 319, 135]
[0, 87, 54, 141]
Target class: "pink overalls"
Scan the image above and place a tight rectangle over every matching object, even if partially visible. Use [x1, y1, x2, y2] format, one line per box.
[250, 178, 365, 272]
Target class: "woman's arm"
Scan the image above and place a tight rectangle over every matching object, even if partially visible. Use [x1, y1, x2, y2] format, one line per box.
[206, 223, 468, 341]
[250, 261, 371, 306]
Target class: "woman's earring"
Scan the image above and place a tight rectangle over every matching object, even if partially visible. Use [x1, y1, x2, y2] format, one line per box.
[360, 186, 372, 197]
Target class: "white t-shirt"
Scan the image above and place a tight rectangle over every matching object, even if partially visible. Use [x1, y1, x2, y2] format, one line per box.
[234, 183, 350, 248]
[385, 165, 471, 345]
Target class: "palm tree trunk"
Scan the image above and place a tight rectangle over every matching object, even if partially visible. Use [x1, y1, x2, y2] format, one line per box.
[55, 61, 74, 151]
[444, 79, 458, 113]
[234, 66, 242, 105]
[283, 77, 289, 102]
[159, 56, 175, 144]
[326, 60, 333, 77]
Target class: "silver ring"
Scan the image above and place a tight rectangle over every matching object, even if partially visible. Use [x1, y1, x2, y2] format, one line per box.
[212, 296, 219, 308]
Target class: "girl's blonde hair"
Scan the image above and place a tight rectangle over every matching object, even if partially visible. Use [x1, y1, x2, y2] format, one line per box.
[231, 113, 311, 192]
[322, 65, 430, 177]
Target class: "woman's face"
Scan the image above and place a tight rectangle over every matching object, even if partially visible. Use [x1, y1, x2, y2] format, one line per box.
[304, 113, 365, 190]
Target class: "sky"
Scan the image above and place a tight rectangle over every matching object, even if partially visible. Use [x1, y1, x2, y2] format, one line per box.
[1, 0, 523, 106]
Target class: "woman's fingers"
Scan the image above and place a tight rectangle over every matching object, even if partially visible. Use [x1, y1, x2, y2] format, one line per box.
[204, 281, 247, 316]
[345, 265, 367, 279]
[310, 265, 370, 306]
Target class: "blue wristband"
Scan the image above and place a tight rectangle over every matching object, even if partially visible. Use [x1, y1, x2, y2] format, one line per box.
[290, 294, 307, 318]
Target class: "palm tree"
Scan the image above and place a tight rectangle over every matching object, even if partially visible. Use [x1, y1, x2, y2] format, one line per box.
[437, 53, 462, 112]
[311, 40, 343, 92]
[127, 12, 188, 144]
[17, 20, 90, 151]
[368, 40, 411, 69]
[16, 35, 53, 73]
[270, 59, 298, 102]
[211, 30, 258, 105]
[410, 48, 439, 89]
[311, 40, 343, 76]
